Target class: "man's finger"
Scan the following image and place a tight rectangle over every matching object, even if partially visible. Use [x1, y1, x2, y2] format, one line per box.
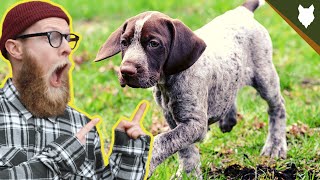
[131, 102, 147, 123]
[131, 129, 144, 139]
[77, 118, 100, 137]
[116, 120, 133, 131]
[126, 125, 145, 139]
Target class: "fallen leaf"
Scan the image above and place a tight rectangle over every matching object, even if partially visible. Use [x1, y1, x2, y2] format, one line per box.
[237, 113, 244, 121]
[99, 66, 107, 73]
[283, 90, 293, 98]
[150, 109, 169, 136]
[222, 148, 234, 155]
[253, 116, 266, 130]
[104, 85, 119, 96]
[288, 121, 312, 136]
[73, 51, 89, 66]
[106, 61, 120, 73]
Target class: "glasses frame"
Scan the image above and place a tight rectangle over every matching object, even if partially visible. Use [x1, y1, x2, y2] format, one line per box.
[14, 31, 79, 50]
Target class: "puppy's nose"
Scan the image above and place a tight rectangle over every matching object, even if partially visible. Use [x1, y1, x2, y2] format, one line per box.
[120, 64, 137, 76]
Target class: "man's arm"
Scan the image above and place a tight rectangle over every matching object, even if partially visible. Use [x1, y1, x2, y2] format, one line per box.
[0, 118, 100, 179]
[0, 134, 86, 179]
[95, 130, 150, 180]
[95, 101, 152, 180]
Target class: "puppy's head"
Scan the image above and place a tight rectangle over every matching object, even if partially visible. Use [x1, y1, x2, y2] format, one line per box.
[95, 11, 206, 88]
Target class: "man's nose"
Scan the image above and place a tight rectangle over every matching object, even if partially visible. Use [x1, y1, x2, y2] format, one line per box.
[60, 38, 72, 56]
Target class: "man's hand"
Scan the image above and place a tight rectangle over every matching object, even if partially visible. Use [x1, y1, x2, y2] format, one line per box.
[76, 101, 148, 144]
[76, 118, 100, 144]
[116, 102, 148, 139]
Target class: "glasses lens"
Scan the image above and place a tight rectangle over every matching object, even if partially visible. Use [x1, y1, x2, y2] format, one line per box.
[67, 34, 78, 49]
[49, 31, 62, 48]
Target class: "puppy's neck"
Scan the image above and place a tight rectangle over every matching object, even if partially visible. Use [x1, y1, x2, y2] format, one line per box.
[158, 72, 166, 85]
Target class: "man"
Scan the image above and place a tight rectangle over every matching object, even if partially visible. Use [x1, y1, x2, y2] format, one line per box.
[0, 1, 151, 179]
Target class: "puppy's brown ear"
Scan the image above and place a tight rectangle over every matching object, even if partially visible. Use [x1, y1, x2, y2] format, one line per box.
[94, 23, 127, 62]
[164, 19, 206, 75]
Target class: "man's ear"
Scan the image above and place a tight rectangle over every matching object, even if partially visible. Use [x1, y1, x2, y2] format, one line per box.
[5, 39, 23, 60]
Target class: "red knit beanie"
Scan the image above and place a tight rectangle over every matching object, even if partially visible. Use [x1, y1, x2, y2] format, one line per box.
[0, 1, 70, 59]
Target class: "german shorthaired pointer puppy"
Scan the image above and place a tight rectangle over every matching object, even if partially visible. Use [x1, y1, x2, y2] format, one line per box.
[95, 0, 286, 178]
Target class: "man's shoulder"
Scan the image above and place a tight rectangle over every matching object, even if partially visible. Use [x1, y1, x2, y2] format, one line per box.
[0, 85, 13, 112]
[0, 86, 7, 100]
[0, 88, 6, 113]
[0, 78, 16, 101]
[0, 82, 8, 99]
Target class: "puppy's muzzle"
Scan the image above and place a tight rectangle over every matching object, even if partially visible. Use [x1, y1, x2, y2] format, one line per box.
[120, 64, 137, 77]
[119, 61, 140, 87]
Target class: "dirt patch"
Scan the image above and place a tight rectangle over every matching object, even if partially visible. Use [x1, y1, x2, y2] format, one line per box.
[224, 164, 297, 179]
[206, 163, 318, 179]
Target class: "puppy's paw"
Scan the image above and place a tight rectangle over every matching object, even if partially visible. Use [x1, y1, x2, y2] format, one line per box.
[261, 138, 287, 158]
[219, 116, 237, 133]
[170, 166, 202, 180]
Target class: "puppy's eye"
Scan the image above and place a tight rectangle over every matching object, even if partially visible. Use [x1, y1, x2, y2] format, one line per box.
[120, 39, 129, 47]
[148, 40, 160, 48]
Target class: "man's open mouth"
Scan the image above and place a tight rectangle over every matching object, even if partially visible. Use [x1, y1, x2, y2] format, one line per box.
[50, 63, 69, 87]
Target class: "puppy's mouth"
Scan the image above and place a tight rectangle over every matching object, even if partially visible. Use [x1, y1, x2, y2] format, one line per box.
[50, 63, 69, 88]
[119, 74, 158, 88]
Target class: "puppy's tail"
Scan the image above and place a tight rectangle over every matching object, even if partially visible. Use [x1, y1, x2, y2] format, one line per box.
[242, 0, 265, 12]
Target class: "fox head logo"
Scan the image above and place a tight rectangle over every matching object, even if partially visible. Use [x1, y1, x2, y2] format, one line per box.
[298, 4, 315, 29]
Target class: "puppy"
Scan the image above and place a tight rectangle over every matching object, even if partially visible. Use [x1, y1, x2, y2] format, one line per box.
[95, 0, 287, 178]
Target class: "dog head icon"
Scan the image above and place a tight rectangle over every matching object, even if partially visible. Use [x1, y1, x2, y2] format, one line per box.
[298, 4, 315, 28]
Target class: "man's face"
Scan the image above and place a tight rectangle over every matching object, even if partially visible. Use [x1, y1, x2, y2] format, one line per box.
[15, 17, 72, 117]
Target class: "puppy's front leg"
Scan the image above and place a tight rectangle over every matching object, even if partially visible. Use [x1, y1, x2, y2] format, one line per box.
[148, 116, 207, 176]
[174, 144, 202, 179]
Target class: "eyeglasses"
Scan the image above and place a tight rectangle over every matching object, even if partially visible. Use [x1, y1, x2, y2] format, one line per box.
[15, 31, 79, 50]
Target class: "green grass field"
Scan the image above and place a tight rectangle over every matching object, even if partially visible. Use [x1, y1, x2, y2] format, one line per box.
[1, 0, 319, 179]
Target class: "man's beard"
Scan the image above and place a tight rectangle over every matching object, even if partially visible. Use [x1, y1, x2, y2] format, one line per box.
[15, 50, 70, 118]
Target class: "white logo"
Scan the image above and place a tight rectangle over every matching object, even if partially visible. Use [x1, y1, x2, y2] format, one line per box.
[298, 4, 315, 29]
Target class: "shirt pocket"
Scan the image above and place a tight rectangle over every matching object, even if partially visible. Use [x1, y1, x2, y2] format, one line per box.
[0, 147, 27, 170]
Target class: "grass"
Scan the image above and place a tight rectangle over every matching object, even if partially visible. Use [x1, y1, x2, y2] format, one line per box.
[1, 0, 319, 179]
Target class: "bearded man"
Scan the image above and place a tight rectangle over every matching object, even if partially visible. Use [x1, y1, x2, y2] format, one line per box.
[0, 1, 150, 179]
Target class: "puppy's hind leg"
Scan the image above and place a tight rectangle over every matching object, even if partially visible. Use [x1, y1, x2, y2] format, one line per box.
[252, 52, 287, 158]
[254, 74, 287, 158]
[219, 103, 237, 133]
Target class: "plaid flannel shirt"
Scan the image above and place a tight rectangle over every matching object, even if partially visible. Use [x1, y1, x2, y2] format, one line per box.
[0, 79, 151, 180]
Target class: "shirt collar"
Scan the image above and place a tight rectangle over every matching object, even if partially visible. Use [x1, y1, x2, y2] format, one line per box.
[3, 78, 57, 123]
[3, 78, 33, 121]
